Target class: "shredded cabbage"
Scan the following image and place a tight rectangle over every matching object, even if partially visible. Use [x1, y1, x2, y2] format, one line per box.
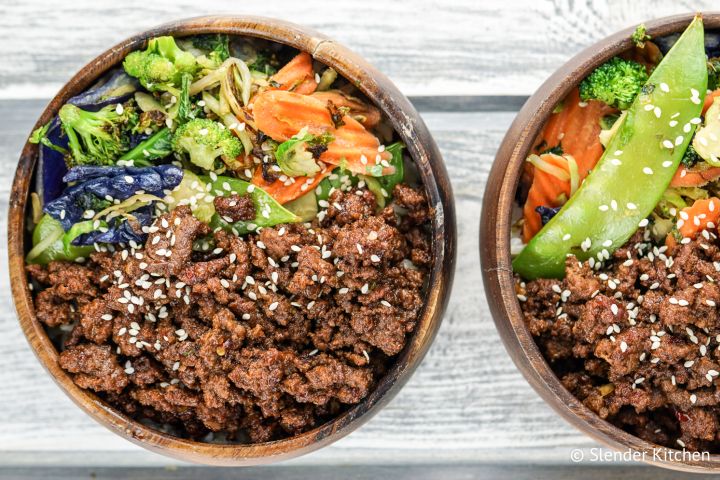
[566, 154, 580, 195]
[527, 154, 570, 182]
[93, 193, 163, 222]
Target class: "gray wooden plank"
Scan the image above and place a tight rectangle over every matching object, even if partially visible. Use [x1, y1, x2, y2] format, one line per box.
[0, 464, 711, 480]
[0, 0, 716, 98]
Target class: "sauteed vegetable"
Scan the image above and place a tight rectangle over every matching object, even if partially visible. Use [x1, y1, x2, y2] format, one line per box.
[25, 34, 433, 444]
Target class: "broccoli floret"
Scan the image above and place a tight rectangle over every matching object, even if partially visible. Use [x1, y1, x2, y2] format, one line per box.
[579, 57, 648, 110]
[123, 36, 198, 93]
[58, 103, 137, 166]
[632, 24, 651, 48]
[171, 119, 242, 171]
[708, 58, 720, 91]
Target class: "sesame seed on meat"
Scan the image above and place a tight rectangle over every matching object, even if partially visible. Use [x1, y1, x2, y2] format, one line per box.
[26, 184, 432, 443]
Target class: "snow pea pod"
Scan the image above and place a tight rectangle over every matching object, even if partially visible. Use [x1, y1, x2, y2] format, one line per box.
[205, 175, 300, 235]
[26, 214, 96, 265]
[514, 16, 707, 279]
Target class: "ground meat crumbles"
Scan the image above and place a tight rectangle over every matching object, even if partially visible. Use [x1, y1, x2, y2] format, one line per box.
[518, 228, 720, 452]
[27, 184, 432, 443]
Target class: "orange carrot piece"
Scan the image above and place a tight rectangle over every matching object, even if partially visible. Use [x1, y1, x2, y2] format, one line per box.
[320, 116, 392, 174]
[678, 197, 720, 238]
[703, 89, 720, 115]
[521, 88, 614, 242]
[253, 89, 331, 140]
[311, 90, 382, 129]
[252, 90, 392, 176]
[665, 233, 678, 251]
[670, 166, 720, 187]
[252, 166, 331, 205]
[269, 52, 317, 94]
[522, 154, 572, 242]
[534, 88, 616, 179]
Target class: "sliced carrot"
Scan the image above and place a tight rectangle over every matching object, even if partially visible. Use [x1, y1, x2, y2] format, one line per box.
[703, 89, 720, 115]
[253, 89, 331, 140]
[252, 165, 330, 204]
[534, 87, 616, 179]
[522, 154, 572, 242]
[269, 52, 317, 94]
[678, 197, 720, 238]
[311, 90, 382, 129]
[252, 90, 392, 176]
[320, 116, 391, 174]
[521, 88, 615, 242]
[670, 166, 720, 187]
[665, 233, 678, 251]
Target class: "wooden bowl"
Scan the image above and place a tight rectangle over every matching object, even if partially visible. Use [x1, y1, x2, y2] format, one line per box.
[481, 12, 720, 473]
[7, 16, 456, 466]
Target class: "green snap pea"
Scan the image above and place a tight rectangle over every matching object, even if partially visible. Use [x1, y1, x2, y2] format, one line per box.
[514, 16, 707, 279]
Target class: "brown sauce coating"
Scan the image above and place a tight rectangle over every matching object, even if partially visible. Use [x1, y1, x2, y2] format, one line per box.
[28, 184, 431, 442]
[519, 229, 720, 451]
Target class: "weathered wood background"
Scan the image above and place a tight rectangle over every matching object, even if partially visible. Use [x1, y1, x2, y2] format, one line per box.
[1, 0, 718, 477]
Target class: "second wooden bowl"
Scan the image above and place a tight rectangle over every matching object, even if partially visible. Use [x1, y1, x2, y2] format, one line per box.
[8, 15, 456, 465]
[481, 12, 720, 473]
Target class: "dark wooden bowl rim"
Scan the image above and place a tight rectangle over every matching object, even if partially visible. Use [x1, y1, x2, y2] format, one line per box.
[7, 15, 456, 466]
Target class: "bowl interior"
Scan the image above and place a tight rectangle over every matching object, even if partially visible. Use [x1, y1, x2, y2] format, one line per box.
[481, 12, 720, 473]
[8, 15, 455, 465]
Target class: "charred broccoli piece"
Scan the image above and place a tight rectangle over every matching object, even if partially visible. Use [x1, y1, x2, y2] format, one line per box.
[579, 57, 648, 110]
[58, 103, 137, 166]
[123, 36, 198, 93]
[171, 118, 242, 170]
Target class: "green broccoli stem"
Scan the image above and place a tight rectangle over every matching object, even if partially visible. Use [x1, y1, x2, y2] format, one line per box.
[119, 127, 173, 165]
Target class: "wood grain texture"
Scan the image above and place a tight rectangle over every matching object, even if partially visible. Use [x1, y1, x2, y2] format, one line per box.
[0, 100, 602, 466]
[0, 0, 717, 98]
